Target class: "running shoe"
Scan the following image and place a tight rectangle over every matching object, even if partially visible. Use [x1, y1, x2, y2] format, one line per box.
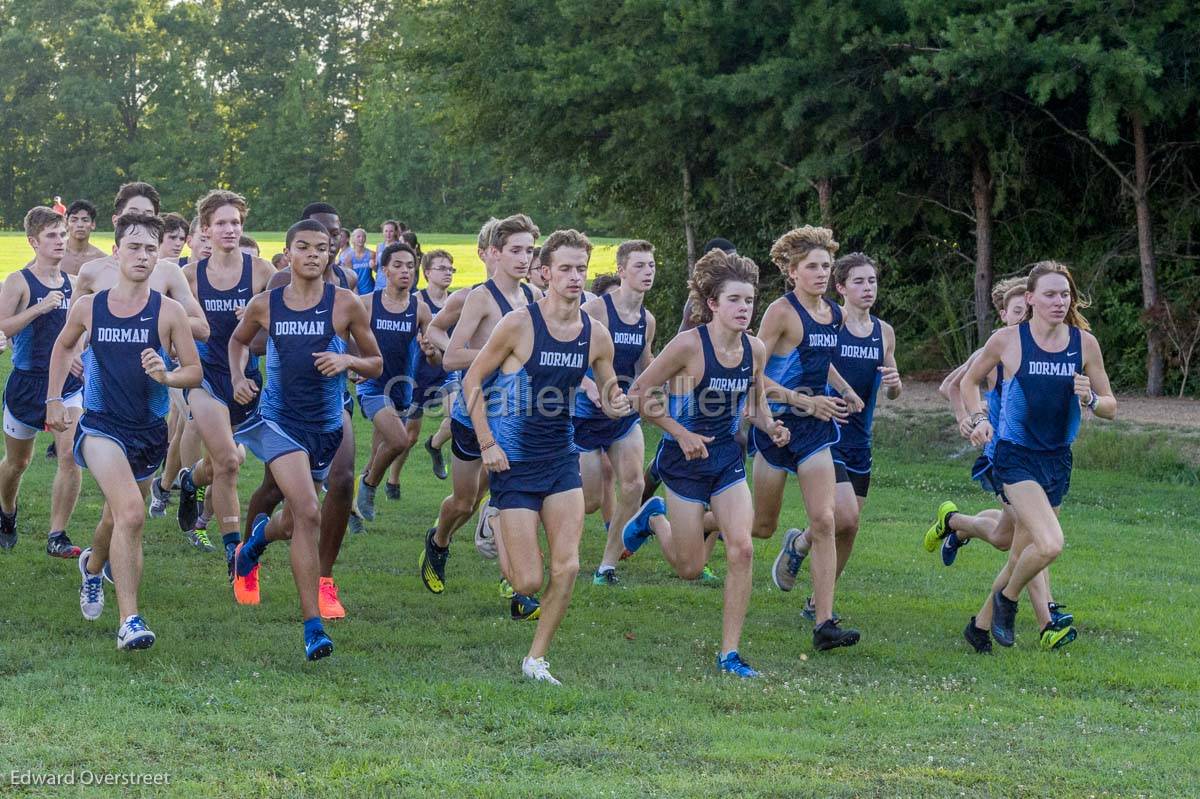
[45, 441, 57, 459]
[1040, 622, 1077, 651]
[963, 617, 993, 653]
[800, 596, 840, 623]
[510, 593, 541, 621]
[618, 548, 633, 561]
[318, 577, 346, 619]
[355, 475, 377, 521]
[923, 500, 958, 552]
[1048, 602, 1074, 627]
[116, 614, 156, 650]
[305, 625, 334, 661]
[592, 568, 619, 586]
[474, 503, 499, 560]
[941, 531, 968, 566]
[187, 528, 215, 553]
[78, 548, 106, 621]
[499, 578, 514, 599]
[149, 477, 171, 518]
[0, 507, 17, 550]
[695, 565, 721, 585]
[771, 528, 806, 592]
[426, 436, 448, 480]
[813, 618, 860, 651]
[385, 482, 401, 501]
[419, 527, 448, 593]
[621, 496, 665, 555]
[46, 532, 81, 559]
[716, 650, 760, 678]
[176, 467, 201, 533]
[521, 656, 561, 685]
[990, 591, 1018, 647]
[232, 514, 267, 606]
[348, 514, 365, 535]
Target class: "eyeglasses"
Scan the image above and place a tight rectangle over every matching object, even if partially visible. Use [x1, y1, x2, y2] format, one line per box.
[430, 265, 456, 274]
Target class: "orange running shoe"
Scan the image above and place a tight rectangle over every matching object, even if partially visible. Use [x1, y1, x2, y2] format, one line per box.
[318, 577, 346, 619]
[232, 542, 261, 605]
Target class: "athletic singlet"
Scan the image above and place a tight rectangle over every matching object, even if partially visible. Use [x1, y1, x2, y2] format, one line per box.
[983, 363, 1004, 459]
[195, 253, 259, 376]
[82, 290, 169, 425]
[413, 289, 449, 389]
[832, 315, 884, 450]
[330, 264, 351, 290]
[997, 323, 1083, 451]
[665, 326, 752, 444]
[12, 269, 76, 376]
[575, 293, 647, 420]
[451, 280, 535, 427]
[177, 257, 188, 268]
[259, 284, 346, 434]
[343, 249, 374, 295]
[357, 292, 420, 406]
[766, 295, 842, 415]
[489, 304, 591, 461]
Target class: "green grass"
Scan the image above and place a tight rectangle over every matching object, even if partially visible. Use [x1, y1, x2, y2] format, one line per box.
[0, 350, 1197, 796]
[0, 231, 623, 289]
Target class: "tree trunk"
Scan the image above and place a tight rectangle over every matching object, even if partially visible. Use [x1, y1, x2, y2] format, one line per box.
[815, 177, 833, 228]
[1132, 114, 1164, 395]
[682, 163, 696, 273]
[971, 145, 994, 344]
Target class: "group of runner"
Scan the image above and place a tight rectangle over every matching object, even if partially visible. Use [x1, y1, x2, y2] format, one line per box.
[0, 183, 1117, 683]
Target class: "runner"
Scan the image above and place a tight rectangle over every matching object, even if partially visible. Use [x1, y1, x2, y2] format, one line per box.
[60, 200, 105, 276]
[340, 228, 375, 294]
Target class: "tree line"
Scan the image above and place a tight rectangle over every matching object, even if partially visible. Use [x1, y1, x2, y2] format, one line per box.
[1, 1, 1197, 393]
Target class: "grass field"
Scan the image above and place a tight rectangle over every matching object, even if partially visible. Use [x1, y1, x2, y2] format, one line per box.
[0, 231, 623, 288]
[0, 342, 1197, 796]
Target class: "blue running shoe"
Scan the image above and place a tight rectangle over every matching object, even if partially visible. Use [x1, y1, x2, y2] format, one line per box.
[622, 496, 665, 555]
[236, 514, 269, 578]
[1048, 602, 1074, 627]
[941, 531, 968, 566]
[510, 593, 541, 621]
[716, 650, 760, 678]
[305, 626, 334, 661]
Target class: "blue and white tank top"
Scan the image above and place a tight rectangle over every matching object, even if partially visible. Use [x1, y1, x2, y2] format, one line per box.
[997, 323, 1083, 451]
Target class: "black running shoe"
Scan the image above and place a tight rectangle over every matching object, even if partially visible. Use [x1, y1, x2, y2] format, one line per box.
[425, 437, 447, 480]
[45, 441, 56, 460]
[177, 468, 200, 533]
[963, 617, 993, 653]
[990, 591, 1018, 647]
[0, 507, 18, 551]
[46, 532, 82, 559]
[418, 527, 448, 593]
[385, 482, 401, 501]
[813, 618, 860, 651]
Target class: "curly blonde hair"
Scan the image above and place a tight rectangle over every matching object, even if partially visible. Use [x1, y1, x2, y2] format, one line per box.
[990, 276, 1027, 314]
[770, 226, 838, 286]
[688, 250, 759, 325]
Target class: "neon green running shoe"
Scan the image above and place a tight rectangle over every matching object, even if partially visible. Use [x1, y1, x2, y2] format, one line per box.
[697, 565, 721, 585]
[923, 501, 958, 552]
[1040, 623, 1077, 651]
[499, 578, 514, 599]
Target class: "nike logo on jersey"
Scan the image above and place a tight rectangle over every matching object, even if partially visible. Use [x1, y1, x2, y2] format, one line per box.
[577, 340, 587, 347]
[139, 316, 153, 322]
[238, 287, 249, 293]
[741, 366, 751, 372]
[1066, 351, 1078, 357]
[315, 309, 328, 315]
[871, 337, 881, 342]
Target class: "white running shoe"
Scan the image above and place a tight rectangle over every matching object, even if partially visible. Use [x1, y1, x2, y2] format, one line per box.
[117, 614, 156, 650]
[521, 656, 561, 686]
[78, 548, 105, 621]
[148, 477, 171, 518]
[474, 502, 499, 560]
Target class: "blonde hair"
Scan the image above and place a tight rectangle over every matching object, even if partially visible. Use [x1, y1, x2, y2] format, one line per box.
[688, 250, 759, 324]
[770, 226, 838, 286]
[990, 276, 1027, 314]
[476, 217, 499, 251]
[1023, 261, 1091, 331]
[196, 189, 248, 228]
